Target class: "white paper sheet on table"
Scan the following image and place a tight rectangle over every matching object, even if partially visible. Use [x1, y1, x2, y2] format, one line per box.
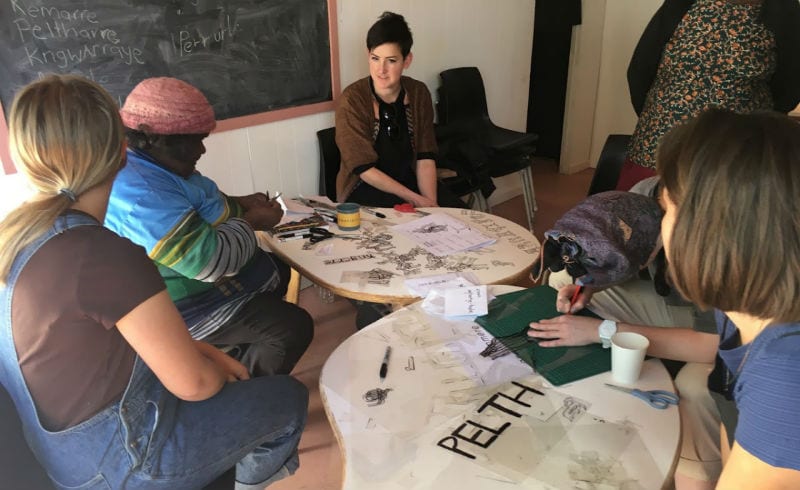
[277, 195, 337, 225]
[404, 272, 481, 298]
[444, 285, 488, 317]
[391, 213, 496, 256]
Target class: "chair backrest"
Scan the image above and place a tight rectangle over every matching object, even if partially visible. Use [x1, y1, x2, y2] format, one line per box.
[587, 134, 631, 196]
[316, 127, 340, 202]
[437, 67, 490, 125]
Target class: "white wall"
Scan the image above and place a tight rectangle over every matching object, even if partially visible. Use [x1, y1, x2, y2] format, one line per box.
[200, 0, 535, 205]
[588, 0, 661, 167]
[559, 0, 606, 174]
[560, 0, 661, 172]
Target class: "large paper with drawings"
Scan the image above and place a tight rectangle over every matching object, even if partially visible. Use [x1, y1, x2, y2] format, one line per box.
[431, 376, 659, 489]
[475, 286, 610, 386]
[392, 213, 496, 256]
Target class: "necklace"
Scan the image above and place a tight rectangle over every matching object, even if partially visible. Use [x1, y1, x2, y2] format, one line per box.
[722, 317, 768, 397]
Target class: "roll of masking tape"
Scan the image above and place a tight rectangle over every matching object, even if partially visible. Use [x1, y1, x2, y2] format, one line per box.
[336, 202, 361, 231]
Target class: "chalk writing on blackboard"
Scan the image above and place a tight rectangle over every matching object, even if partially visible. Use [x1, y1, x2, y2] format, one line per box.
[0, 0, 334, 122]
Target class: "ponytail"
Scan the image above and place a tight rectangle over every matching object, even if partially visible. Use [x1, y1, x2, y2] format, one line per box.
[0, 75, 124, 284]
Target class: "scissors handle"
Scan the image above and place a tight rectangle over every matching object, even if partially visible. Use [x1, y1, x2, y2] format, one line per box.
[308, 227, 333, 243]
[632, 389, 680, 410]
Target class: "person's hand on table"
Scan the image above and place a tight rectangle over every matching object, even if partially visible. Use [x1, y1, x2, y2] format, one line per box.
[528, 315, 602, 347]
[408, 193, 437, 208]
[243, 199, 283, 231]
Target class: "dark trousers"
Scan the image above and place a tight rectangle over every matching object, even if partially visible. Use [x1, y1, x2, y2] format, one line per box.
[204, 291, 314, 377]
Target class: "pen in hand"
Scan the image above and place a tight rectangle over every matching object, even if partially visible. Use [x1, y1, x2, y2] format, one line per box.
[569, 285, 582, 313]
[379, 346, 392, 382]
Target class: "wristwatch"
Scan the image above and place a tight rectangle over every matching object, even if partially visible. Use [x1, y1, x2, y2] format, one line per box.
[598, 320, 617, 349]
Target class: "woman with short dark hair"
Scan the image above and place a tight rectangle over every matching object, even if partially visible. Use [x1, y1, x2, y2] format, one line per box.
[335, 11, 467, 209]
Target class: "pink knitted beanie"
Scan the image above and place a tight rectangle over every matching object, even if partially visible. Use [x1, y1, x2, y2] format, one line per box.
[120, 77, 216, 135]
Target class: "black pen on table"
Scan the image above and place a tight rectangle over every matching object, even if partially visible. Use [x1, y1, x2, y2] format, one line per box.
[363, 207, 386, 219]
[379, 346, 392, 382]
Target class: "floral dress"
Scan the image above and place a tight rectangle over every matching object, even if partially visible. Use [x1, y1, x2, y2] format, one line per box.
[628, 0, 776, 170]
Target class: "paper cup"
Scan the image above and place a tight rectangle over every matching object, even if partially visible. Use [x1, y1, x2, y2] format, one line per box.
[336, 202, 361, 231]
[611, 332, 649, 385]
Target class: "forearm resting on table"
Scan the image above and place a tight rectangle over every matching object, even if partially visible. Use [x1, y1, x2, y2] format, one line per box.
[619, 323, 718, 363]
[358, 167, 419, 202]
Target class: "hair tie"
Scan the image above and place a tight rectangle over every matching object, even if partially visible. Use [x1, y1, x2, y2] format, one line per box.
[58, 188, 77, 202]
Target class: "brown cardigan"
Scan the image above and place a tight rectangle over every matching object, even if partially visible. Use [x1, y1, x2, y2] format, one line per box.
[334, 76, 438, 201]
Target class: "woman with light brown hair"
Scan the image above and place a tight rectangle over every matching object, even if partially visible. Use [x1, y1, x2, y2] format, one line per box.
[0, 74, 307, 489]
[531, 107, 800, 488]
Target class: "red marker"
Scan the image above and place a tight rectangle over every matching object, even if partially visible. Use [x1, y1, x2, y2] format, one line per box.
[569, 285, 582, 311]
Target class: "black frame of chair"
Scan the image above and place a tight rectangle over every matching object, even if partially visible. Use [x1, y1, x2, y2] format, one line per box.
[437, 66, 540, 230]
[316, 127, 340, 202]
[586, 134, 631, 196]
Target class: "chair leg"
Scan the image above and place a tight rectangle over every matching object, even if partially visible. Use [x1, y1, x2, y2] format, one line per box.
[285, 267, 301, 304]
[467, 190, 490, 212]
[519, 166, 537, 232]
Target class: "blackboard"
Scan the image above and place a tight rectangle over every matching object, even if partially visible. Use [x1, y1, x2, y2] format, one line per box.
[0, 0, 340, 172]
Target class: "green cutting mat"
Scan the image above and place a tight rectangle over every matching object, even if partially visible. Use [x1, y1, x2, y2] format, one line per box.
[475, 286, 610, 386]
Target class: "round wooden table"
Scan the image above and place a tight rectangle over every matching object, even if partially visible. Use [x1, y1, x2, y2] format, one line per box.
[260, 207, 541, 305]
[320, 285, 680, 489]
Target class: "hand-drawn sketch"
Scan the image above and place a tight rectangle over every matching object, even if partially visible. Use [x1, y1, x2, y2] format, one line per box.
[414, 223, 449, 234]
[363, 388, 393, 407]
[562, 397, 589, 423]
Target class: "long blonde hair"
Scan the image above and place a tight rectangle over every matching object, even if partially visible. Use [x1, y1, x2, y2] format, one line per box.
[0, 75, 125, 284]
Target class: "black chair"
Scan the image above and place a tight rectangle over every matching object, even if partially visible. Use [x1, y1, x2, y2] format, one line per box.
[435, 125, 494, 211]
[437, 67, 539, 230]
[587, 134, 631, 196]
[316, 127, 340, 202]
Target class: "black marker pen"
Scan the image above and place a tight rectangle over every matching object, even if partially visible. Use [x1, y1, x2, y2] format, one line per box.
[363, 207, 387, 219]
[379, 346, 392, 382]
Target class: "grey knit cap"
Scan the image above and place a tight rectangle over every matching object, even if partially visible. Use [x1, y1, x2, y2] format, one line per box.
[535, 191, 663, 288]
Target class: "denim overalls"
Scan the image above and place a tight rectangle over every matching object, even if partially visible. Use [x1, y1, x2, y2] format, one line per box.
[0, 213, 307, 489]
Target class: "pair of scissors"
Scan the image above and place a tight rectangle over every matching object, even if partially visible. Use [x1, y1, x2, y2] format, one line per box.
[604, 383, 679, 409]
[307, 227, 360, 243]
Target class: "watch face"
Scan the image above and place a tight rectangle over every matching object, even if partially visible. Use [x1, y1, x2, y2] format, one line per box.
[600, 321, 617, 339]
